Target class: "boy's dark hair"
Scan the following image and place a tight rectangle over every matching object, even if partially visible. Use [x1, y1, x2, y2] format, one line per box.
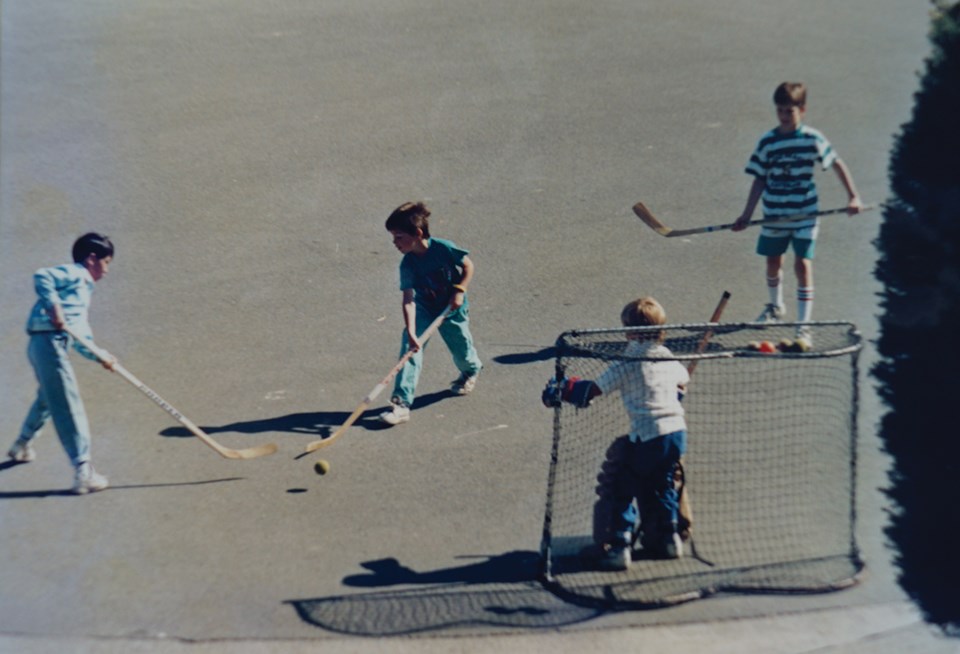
[385, 202, 431, 238]
[773, 82, 806, 107]
[72, 232, 114, 263]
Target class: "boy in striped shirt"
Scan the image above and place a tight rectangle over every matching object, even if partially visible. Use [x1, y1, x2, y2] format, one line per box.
[732, 82, 862, 341]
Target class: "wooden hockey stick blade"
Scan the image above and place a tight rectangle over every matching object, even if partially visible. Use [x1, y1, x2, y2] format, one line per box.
[62, 325, 278, 459]
[302, 398, 373, 453]
[632, 202, 674, 236]
[633, 202, 879, 237]
[303, 309, 452, 453]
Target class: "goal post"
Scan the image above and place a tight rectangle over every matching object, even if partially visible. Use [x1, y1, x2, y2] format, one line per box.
[539, 321, 864, 608]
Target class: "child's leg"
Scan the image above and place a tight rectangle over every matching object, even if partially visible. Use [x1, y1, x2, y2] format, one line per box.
[634, 431, 687, 551]
[19, 390, 52, 442]
[756, 233, 790, 320]
[765, 256, 784, 308]
[390, 308, 443, 407]
[793, 242, 815, 324]
[27, 334, 92, 466]
[593, 435, 637, 547]
[390, 334, 426, 408]
[437, 303, 482, 376]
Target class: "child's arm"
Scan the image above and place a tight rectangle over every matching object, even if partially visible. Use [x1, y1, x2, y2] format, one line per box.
[450, 255, 474, 309]
[401, 289, 421, 352]
[732, 176, 766, 231]
[831, 158, 863, 214]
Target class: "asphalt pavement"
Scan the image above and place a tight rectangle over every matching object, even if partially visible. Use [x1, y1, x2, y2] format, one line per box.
[2, 1, 955, 652]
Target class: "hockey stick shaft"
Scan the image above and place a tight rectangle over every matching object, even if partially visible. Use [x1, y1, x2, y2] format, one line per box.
[61, 325, 277, 459]
[303, 308, 451, 453]
[633, 202, 879, 238]
[676, 291, 729, 567]
[687, 290, 731, 375]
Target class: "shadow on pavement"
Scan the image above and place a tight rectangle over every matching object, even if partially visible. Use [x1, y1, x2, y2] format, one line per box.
[158, 390, 455, 438]
[0, 477, 245, 499]
[491, 347, 557, 365]
[287, 550, 606, 636]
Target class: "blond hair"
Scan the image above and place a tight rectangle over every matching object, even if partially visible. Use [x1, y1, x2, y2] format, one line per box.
[621, 297, 667, 341]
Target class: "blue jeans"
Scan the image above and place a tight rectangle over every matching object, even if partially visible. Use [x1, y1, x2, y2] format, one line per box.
[391, 302, 481, 407]
[20, 333, 92, 466]
[593, 430, 687, 546]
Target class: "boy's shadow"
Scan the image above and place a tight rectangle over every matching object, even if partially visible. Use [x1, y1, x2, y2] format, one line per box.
[158, 390, 454, 438]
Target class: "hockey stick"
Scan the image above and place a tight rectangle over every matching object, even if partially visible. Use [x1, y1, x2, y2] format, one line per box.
[303, 309, 451, 453]
[677, 290, 730, 565]
[61, 325, 278, 460]
[687, 290, 731, 375]
[633, 201, 878, 238]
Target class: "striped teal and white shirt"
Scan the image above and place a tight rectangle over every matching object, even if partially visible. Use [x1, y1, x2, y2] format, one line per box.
[745, 124, 837, 231]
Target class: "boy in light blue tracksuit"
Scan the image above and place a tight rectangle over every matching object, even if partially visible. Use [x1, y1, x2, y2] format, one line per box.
[8, 233, 117, 495]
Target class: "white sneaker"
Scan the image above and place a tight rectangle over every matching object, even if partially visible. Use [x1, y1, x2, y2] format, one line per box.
[72, 463, 109, 495]
[756, 303, 786, 323]
[596, 544, 631, 571]
[8, 438, 36, 463]
[663, 532, 684, 559]
[795, 325, 813, 346]
[378, 402, 410, 426]
[450, 371, 479, 396]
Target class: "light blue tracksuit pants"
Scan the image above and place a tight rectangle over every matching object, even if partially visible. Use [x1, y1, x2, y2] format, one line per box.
[391, 302, 482, 408]
[19, 332, 92, 466]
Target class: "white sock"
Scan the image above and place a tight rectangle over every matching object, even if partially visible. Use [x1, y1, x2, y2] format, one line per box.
[797, 286, 814, 322]
[767, 273, 783, 307]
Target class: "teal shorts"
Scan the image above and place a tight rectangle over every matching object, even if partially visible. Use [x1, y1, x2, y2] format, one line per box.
[756, 232, 816, 259]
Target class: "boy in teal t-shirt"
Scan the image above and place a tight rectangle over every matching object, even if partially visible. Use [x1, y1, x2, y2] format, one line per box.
[380, 202, 482, 426]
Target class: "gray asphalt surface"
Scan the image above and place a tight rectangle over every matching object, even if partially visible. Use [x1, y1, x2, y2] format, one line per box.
[2, 1, 955, 652]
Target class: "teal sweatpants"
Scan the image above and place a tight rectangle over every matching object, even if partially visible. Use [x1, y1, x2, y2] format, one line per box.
[391, 302, 481, 407]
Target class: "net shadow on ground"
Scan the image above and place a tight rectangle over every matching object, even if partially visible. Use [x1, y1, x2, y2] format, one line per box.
[286, 550, 607, 636]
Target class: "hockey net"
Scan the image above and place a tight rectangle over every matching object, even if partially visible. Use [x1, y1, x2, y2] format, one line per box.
[539, 321, 863, 608]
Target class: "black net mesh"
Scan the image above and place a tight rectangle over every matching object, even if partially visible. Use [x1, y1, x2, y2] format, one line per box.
[540, 321, 864, 608]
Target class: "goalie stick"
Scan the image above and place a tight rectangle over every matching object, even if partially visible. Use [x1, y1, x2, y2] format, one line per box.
[633, 201, 878, 238]
[673, 290, 730, 564]
[62, 324, 278, 460]
[303, 309, 451, 453]
[687, 290, 731, 375]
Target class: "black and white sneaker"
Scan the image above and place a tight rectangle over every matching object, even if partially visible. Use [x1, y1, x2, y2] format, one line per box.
[450, 372, 479, 396]
[378, 402, 411, 426]
[756, 303, 786, 323]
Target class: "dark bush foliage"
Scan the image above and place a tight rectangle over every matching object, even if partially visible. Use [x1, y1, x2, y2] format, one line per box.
[874, 1, 960, 634]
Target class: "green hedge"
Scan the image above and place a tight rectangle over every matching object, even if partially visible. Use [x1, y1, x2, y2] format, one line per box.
[874, 1, 960, 634]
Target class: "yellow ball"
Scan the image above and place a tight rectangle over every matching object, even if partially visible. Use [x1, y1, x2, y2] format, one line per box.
[314, 459, 330, 475]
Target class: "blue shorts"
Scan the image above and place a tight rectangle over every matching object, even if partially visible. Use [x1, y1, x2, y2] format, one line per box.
[756, 231, 816, 259]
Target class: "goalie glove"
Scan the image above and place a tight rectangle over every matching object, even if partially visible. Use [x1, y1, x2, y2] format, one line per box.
[541, 376, 564, 408]
[542, 376, 596, 409]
